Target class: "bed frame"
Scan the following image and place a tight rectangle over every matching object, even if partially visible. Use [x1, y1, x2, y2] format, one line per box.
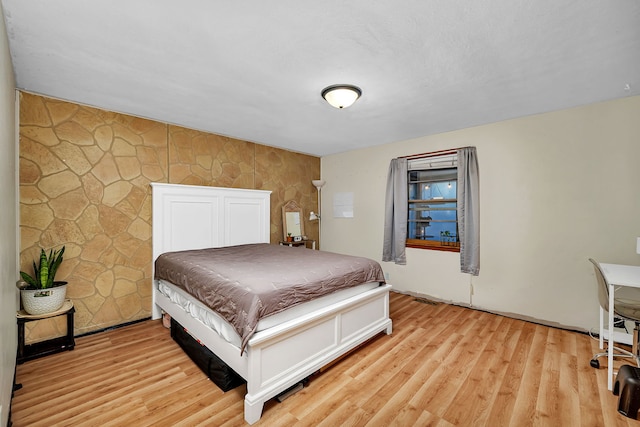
[151, 183, 392, 424]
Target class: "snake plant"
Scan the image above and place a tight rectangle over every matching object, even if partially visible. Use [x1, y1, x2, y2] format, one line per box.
[19, 246, 67, 289]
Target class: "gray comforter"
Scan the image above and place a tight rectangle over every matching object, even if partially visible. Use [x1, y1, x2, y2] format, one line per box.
[154, 243, 386, 353]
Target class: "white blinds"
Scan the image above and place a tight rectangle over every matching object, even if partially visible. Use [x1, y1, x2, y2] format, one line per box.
[408, 153, 457, 171]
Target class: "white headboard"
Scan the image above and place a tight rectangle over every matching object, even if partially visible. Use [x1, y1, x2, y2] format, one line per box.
[151, 182, 271, 256]
[150, 183, 271, 318]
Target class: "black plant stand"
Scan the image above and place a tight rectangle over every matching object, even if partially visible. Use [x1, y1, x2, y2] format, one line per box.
[17, 300, 75, 364]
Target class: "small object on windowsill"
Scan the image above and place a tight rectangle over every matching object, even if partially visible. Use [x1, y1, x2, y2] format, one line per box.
[439, 231, 459, 247]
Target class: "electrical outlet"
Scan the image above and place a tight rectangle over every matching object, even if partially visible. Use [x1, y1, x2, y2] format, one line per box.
[384, 272, 390, 281]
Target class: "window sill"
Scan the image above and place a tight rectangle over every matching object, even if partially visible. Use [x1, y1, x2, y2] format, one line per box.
[406, 239, 460, 253]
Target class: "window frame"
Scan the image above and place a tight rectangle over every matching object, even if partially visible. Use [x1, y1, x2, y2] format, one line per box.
[406, 155, 459, 253]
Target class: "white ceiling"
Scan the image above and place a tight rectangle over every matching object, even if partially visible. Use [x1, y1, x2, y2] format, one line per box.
[2, 1, 639, 157]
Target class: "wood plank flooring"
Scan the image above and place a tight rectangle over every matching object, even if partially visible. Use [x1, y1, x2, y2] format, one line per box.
[10, 292, 639, 426]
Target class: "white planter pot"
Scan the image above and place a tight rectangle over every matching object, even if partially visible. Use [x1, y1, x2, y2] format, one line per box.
[21, 284, 67, 315]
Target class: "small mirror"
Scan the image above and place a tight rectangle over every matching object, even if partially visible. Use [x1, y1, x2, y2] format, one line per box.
[282, 200, 305, 240]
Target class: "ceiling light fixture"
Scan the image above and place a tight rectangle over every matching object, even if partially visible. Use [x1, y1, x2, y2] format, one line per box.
[321, 85, 362, 109]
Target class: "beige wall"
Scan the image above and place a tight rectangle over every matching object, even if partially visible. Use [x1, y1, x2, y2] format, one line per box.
[322, 95, 640, 332]
[19, 93, 320, 340]
[0, 3, 17, 424]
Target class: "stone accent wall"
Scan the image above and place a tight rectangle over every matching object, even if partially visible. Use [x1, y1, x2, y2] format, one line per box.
[168, 125, 255, 188]
[19, 92, 320, 342]
[255, 144, 320, 244]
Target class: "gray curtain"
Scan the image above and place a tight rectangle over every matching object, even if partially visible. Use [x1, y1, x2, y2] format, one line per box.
[382, 158, 408, 265]
[457, 147, 480, 275]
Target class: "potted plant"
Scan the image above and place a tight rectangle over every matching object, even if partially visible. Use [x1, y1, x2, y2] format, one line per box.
[286, 233, 293, 242]
[17, 246, 68, 315]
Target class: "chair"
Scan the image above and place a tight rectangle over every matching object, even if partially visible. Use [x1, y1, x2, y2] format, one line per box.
[589, 258, 640, 369]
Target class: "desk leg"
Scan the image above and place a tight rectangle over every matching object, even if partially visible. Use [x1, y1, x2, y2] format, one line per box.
[599, 306, 604, 350]
[608, 283, 615, 390]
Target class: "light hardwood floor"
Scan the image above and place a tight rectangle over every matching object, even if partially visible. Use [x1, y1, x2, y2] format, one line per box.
[10, 292, 640, 426]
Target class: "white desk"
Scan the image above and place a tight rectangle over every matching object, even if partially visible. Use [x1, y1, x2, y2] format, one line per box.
[599, 263, 640, 390]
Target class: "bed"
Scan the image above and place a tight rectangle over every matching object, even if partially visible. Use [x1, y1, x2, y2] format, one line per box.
[151, 183, 392, 424]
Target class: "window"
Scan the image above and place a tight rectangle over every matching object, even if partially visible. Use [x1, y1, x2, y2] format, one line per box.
[407, 155, 459, 252]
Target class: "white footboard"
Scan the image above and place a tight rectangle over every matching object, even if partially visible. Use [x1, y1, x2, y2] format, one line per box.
[244, 283, 392, 424]
[154, 282, 392, 424]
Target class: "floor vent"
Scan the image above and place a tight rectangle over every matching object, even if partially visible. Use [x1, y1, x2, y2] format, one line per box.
[414, 297, 439, 306]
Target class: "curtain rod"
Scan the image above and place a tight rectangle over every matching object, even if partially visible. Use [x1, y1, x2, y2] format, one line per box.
[400, 147, 468, 160]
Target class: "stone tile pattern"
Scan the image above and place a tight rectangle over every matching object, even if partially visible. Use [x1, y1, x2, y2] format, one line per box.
[255, 144, 320, 244]
[19, 93, 319, 342]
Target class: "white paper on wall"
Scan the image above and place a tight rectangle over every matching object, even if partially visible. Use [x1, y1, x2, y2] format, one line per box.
[333, 192, 354, 218]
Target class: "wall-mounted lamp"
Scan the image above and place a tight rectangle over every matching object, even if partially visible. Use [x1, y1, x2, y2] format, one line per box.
[321, 85, 361, 109]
